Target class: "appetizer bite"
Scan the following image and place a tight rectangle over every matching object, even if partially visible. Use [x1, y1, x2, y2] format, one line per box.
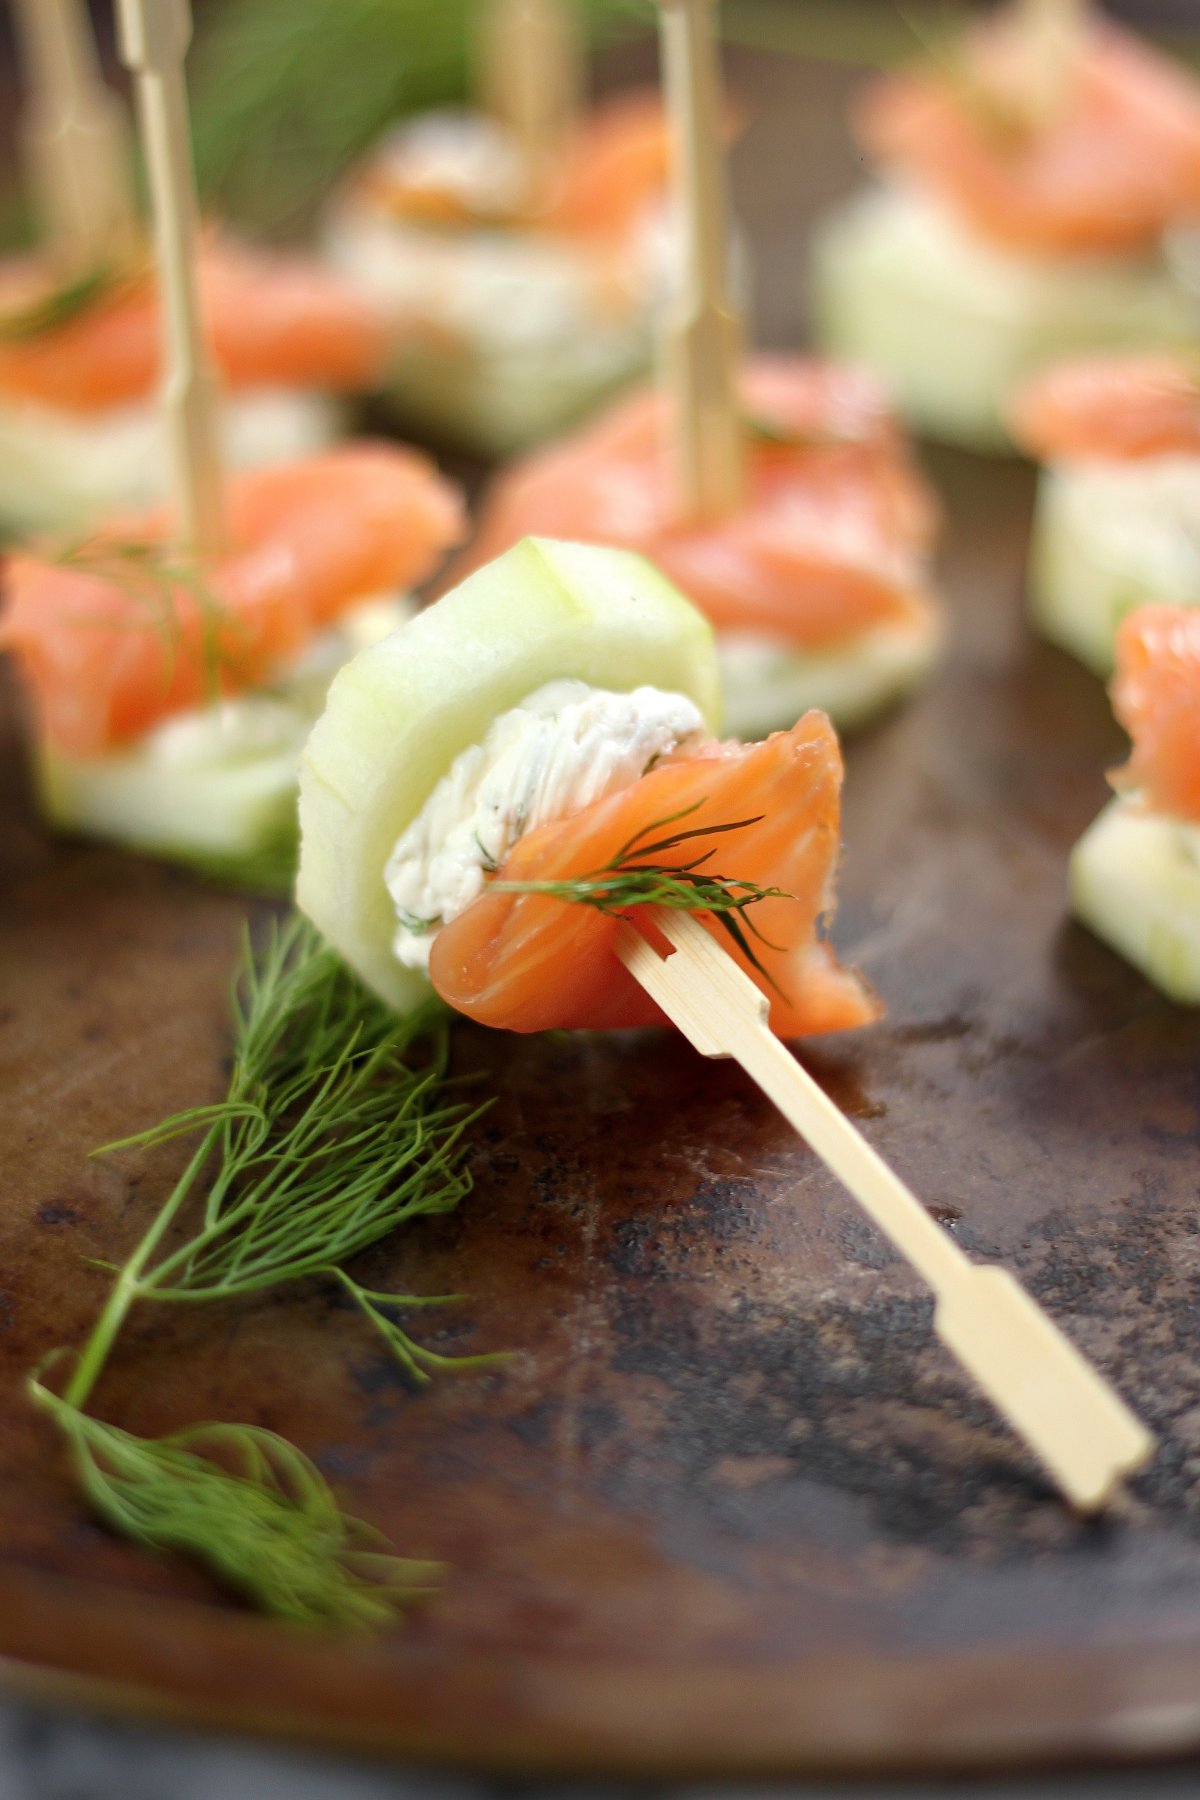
[298, 534, 875, 1036]
[1010, 353, 1200, 673]
[811, 1, 1200, 450]
[322, 0, 674, 455]
[452, 357, 944, 738]
[1072, 604, 1200, 1000]
[0, 240, 389, 534]
[1, 445, 464, 880]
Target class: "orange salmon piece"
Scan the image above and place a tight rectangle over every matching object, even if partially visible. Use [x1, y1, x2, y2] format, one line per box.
[1112, 605, 1200, 822]
[0, 239, 388, 414]
[1010, 354, 1200, 461]
[2, 443, 465, 756]
[455, 357, 938, 649]
[429, 711, 878, 1037]
[857, 11, 1200, 257]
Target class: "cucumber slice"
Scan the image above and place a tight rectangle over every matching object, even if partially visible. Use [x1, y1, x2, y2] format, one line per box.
[718, 608, 942, 740]
[0, 388, 342, 536]
[37, 595, 413, 887]
[1028, 460, 1200, 676]
[810, 187, 1195, 450]
[297, 537, 722, 1011]
[1071, 795, 1200, 1002]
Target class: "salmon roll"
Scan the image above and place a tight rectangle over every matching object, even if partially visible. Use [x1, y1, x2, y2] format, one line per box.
[322, 91, 677, 455]
[297, 536, 875, 1039]
[1072, 604, 1200, 998]
[1010, 353, 1200, 673]
[448, 358, 943, 738]
[1, 443, 464, 881]
[0, 239, 389, 534]
[810, 4, 1200, 450]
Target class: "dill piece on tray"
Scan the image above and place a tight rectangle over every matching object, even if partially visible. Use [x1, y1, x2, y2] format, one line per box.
[31, 1378, 439, 1627]
[36, 915, 495, 1625]
[490, 802, 793, 990]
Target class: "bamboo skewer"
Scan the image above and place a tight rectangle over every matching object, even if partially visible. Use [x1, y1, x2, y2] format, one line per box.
[1021, 0, 1086, 124]
[478, 0, 582, 203]
[11, 0, 137, 270]
[657, 0, 743, 520]
[618, 911, 1154, 1513]
[115, 0, 224, 558]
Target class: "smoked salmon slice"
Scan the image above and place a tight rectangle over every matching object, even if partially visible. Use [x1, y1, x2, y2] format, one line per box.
[0, 239, 388, 414]
[1010, 354, 1200, 461]
[1111, 605, 1200, 822]
[454, 357, 939, 648]
[1, 443, 465, 756]
[857, 9, 1200, 257]
[429, 710, 878, 1036]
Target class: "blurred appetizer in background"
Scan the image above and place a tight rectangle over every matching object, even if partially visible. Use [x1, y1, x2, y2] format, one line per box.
[298, 535, 876, 1037]
[0, 0, 388, 534]
[1010, 352, 1200, 674]
[322, 0, 678, 455]
[0, 445, 463, 882]
[811, 0, 1200, 451]
[1072, 604, 1200, 1001]
[450, 0, 942, 739]
[454, 358, 944, 738]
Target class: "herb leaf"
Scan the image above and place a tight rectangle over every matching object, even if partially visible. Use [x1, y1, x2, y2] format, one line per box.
[32, 1375, 438, 1627]
[0, 262, 134, 344]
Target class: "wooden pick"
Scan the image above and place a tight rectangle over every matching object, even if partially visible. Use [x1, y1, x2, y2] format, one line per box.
[115, 0, 223, 558]
[1022, 0, 1086, 123]
[477, 0, 582, 201]
[617, 910, 1154, 1513]
[657, 0, 743, 521]
[11, 0, 137, 270]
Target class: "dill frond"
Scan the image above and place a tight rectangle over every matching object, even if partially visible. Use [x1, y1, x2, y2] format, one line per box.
[32, 1377, 438, 1627]
[0, 261, 135, 343]
[39, 915, 495, 1623]
[489, 802, 793, 992]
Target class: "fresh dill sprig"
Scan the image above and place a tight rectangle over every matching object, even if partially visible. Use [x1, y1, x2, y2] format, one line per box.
[0, 261, 133, 344]
[743, 410, 871, 450]
[190, 0, 646, 232]
[38, 915, 496, 1623]
[490, 802, 792, 992]
[32, 1375, 439, 1627]
[53, 537, 246, 706]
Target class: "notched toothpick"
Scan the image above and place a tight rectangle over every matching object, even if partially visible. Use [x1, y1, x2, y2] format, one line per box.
[617, 909, 1154, 1513]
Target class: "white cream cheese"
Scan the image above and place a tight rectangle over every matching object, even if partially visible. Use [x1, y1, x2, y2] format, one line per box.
[384, 681, 706, 970]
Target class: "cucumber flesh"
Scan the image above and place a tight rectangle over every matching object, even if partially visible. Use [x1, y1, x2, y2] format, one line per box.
[1071, 795, 1200, 1002]
[38, 595, 413, 884]
[297, 537, 722, 1012]
[1029, 459, 1200, 675]
[810, 186, 1195, 450]
[0, 388, 341, 536]
[718, 607, 942, 739]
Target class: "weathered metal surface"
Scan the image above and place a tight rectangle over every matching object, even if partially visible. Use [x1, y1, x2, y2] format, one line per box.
[4, 39, 1200, 1782]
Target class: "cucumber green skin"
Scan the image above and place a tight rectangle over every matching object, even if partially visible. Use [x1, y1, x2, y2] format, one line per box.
[38, 739, 299, 890]
[297, 537, 723, 1013]
[1071, 796, 1200, 1003]
[1028, 468, 1200, 677]
[810, 191, 1196, 452]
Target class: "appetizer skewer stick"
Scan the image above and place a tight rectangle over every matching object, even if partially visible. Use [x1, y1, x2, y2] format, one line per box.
[11, 0, 137, 269]
[659, 0, 742, 518]
[620, 911, 1153, 1512]
[115, 0, 223, 556]
[477, 0, 581, 199]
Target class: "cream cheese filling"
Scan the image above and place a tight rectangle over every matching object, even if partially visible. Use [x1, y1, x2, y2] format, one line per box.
[384, 681, 706, 971]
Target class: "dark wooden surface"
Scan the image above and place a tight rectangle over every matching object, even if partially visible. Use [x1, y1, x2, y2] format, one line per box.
[5, 37, 1200, 1783]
